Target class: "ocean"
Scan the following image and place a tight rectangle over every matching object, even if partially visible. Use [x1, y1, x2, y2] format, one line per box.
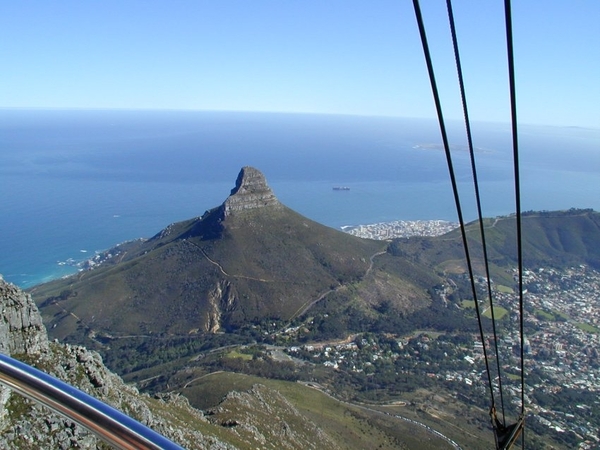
[1, 109, 599, 288]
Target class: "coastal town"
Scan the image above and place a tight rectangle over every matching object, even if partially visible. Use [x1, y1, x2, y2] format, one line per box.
[341, 219, 459, 239]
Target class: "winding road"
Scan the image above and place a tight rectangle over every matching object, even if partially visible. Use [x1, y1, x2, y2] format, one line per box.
[288, 248, 387, 321]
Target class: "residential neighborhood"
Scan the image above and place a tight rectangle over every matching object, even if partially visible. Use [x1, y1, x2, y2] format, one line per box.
[341, 219, 459, 239]
[279, 263, 600, 448]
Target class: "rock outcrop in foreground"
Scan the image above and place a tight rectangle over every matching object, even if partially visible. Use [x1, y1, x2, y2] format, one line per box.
[1, 276, 341, 449]
[206, 384, 340, 450]
[0, 275, 231, 449]
[0, 277, 48, 356]
[223, 166, 282, 216]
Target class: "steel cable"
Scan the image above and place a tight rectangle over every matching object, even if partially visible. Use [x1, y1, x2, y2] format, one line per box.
[411, 0, 497, 414]
[445, 0, 508, 426]
[503, 1, 526, 446]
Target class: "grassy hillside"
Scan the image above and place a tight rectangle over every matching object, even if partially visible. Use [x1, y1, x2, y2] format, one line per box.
[178, 371, 463, 450]
[390, 209, 600, 286]
[31, 204, 386, 342]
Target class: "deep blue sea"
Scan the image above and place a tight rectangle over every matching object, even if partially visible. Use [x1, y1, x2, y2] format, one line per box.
[1, 110, 599, 288]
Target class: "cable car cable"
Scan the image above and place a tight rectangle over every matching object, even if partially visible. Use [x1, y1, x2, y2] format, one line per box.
[412, 1, 526, 447]
[503, 0, 526, 446]
[445, 0, 508, 426]
[411, 0, 497, 417]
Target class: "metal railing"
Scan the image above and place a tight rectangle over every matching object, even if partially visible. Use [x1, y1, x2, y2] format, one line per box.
[0, 353, 184, 450]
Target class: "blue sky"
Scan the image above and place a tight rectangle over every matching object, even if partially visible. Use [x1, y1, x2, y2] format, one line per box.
[1, 1, 598, 128]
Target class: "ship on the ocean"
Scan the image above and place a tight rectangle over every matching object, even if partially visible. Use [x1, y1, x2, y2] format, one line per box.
[333, 186, 350, 191]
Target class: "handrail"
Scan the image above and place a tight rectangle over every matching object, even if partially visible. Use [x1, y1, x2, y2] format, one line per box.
[0, 353, 184, 450]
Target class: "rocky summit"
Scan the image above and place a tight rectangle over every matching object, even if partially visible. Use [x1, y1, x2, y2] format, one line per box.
[223, 166, 282, 216]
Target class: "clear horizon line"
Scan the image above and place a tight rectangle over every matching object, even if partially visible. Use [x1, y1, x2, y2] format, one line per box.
[2, 106, 594, 130]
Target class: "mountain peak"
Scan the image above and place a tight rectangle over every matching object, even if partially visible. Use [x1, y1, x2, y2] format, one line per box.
[223, 166, 281, 216]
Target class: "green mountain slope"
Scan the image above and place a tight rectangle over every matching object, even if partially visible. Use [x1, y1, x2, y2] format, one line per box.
[390, 208, 600, 285]
[31, 167, 388, 341]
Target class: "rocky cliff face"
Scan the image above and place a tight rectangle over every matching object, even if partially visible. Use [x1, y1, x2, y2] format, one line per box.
[0, 276, 48, 356]
[0, 276, 233, 449]
[223, 166, 282, 216]
[206, 280, 238, 333]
